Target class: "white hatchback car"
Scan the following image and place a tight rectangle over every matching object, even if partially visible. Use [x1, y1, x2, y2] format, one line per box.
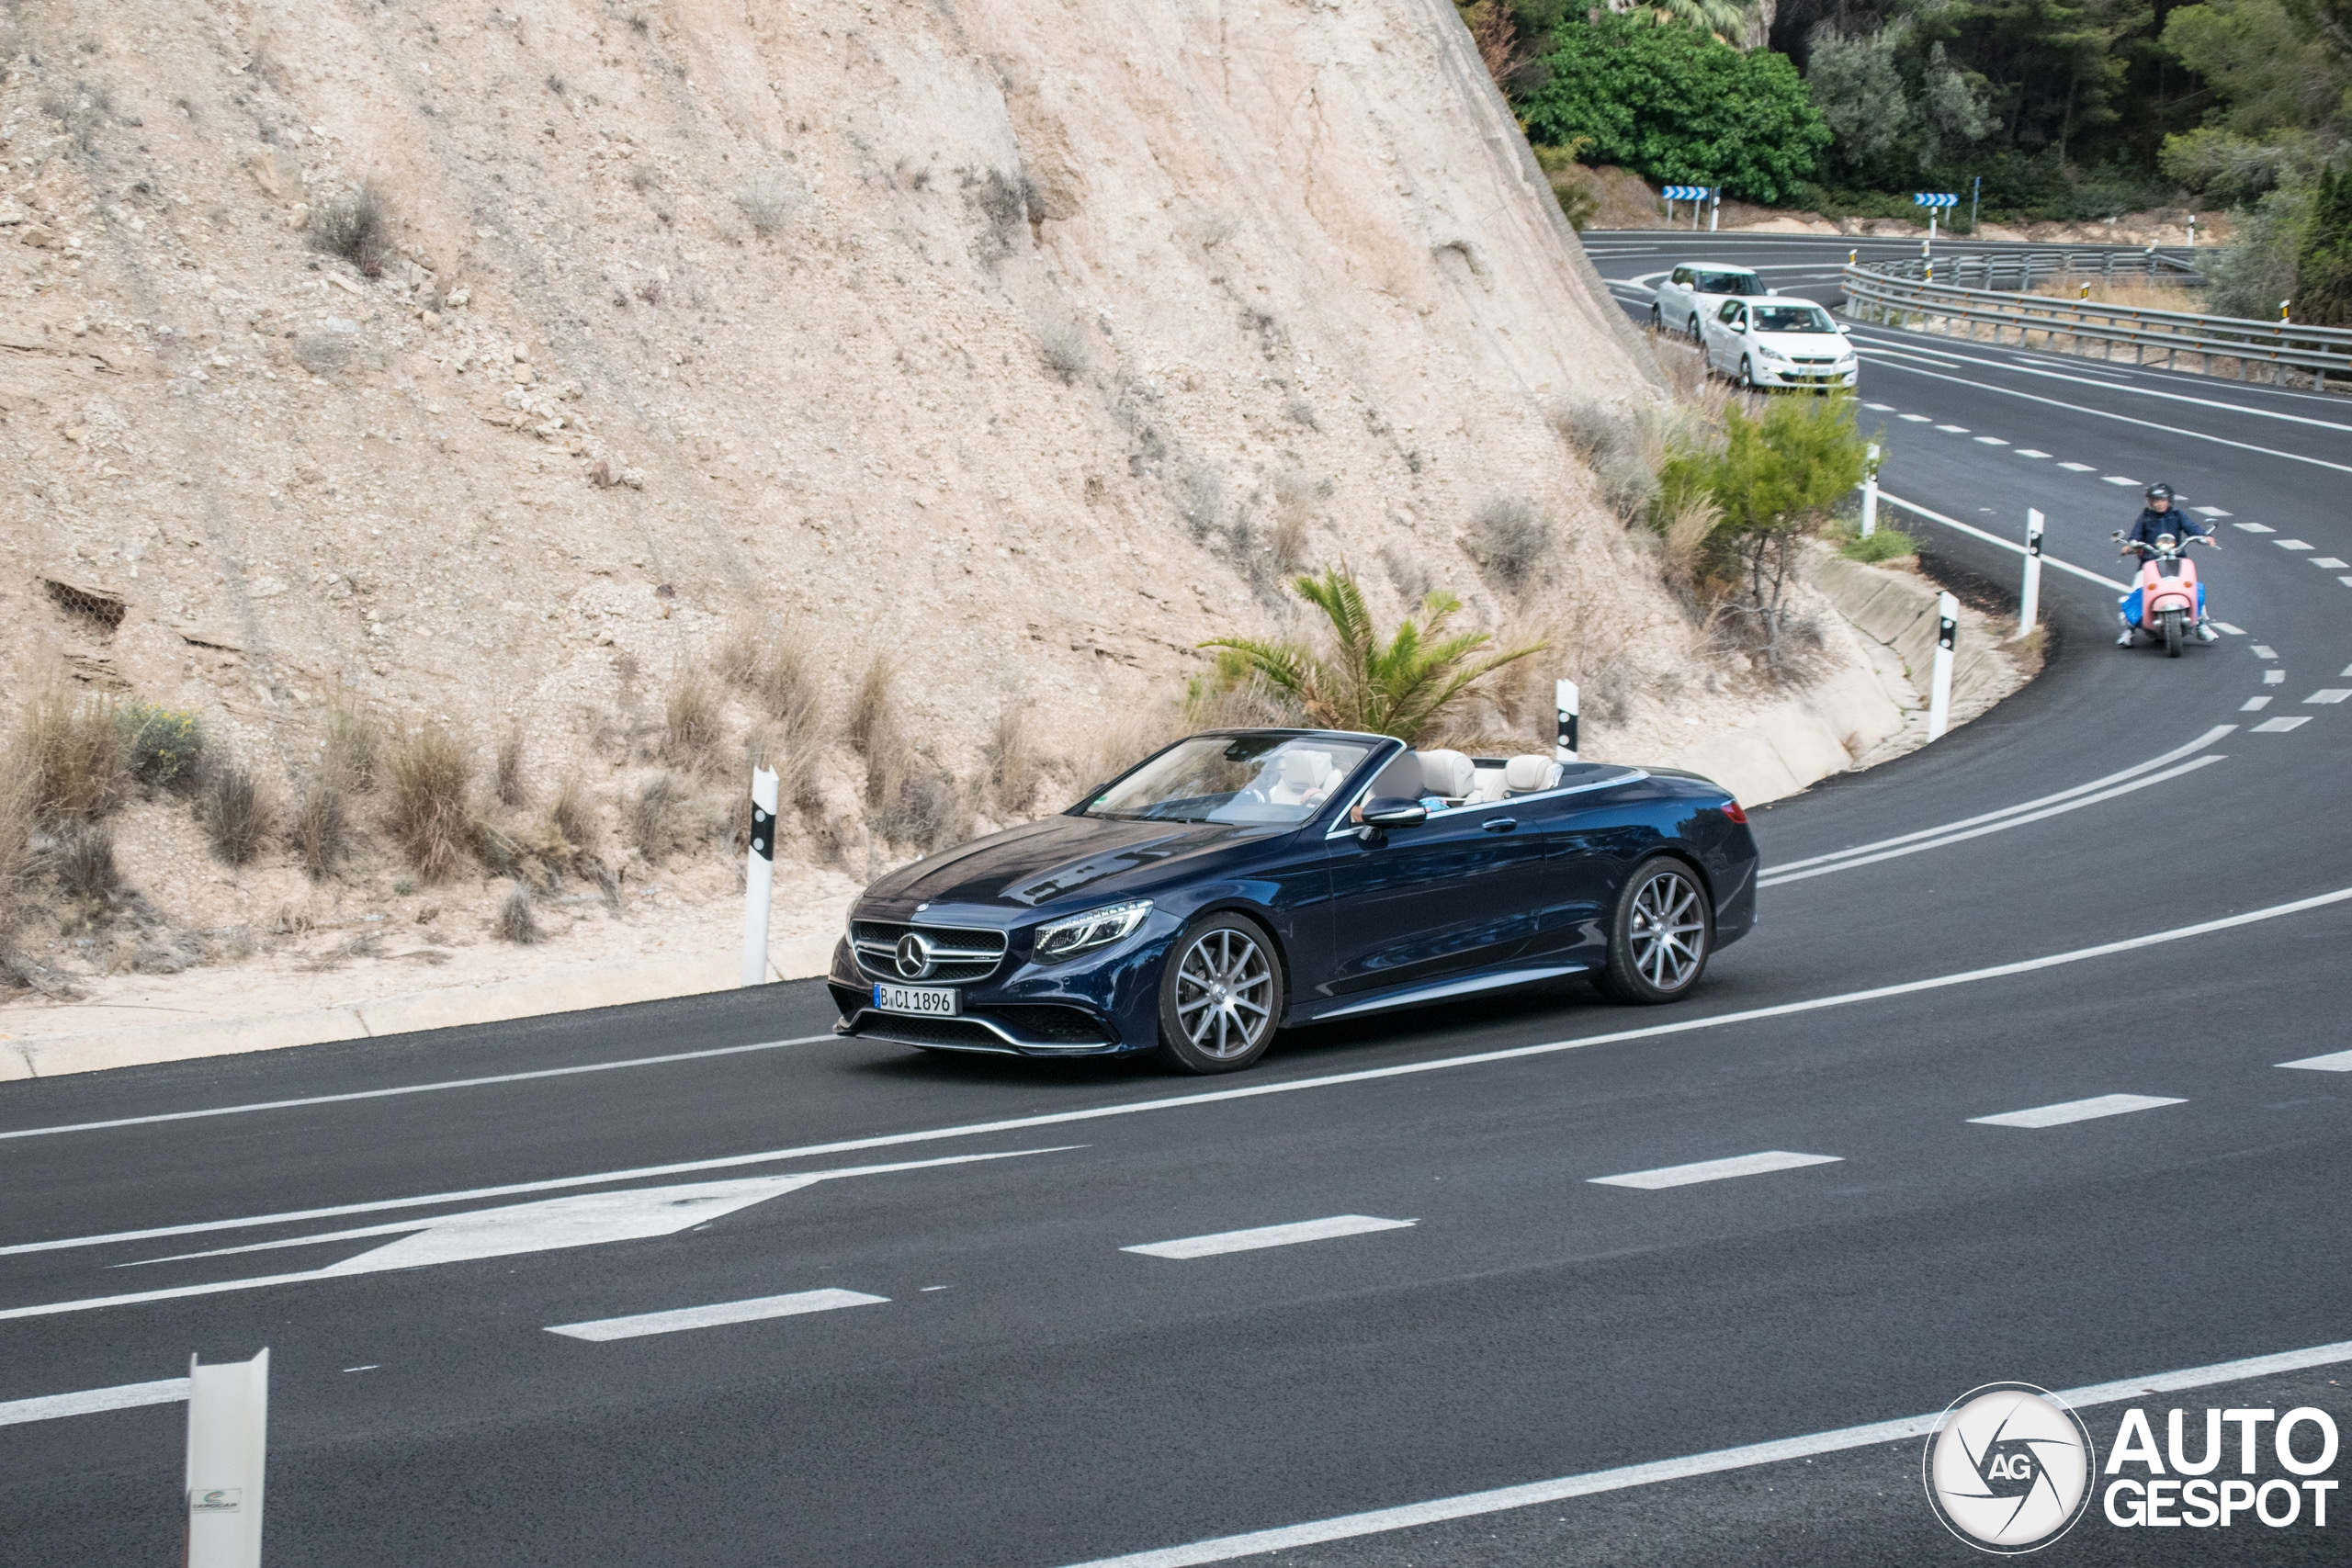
[1650, 261, 1771, 341]
[1701, 297, 1859, 390]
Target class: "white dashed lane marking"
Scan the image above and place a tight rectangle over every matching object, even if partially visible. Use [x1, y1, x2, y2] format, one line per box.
[1122, 1215, 1417, 1259]
[2214, 622, 2246, 635]
[2277, 539, 2313, 550]
[1863, 401, 1895, 411]
[2195, 506, 2233, 517]
[1589, 1152, 1842, 1190]
[0, 1379, 188, 1427]
[2254, 645, 2278, 658]
[2266, 671, 2287, 683]
[2016, 448, 2051, 457]
[2060, 461, 2097, 471]
[2103, 475, 2143, 486]
[546, 1289, 889, 1342]
[1969, 1094, 2186, 1129]
[2235, 522, 2275, 533]
[2255, 716, 2312, 732]
[2312, 557, 2348, 569]
[2280, 1049, 2352, 1071]
[2305, 690, 2352, 704]
[1899, 413, 1933, 423]
[1935, 423, 1970, 433]
[1973, 436, 2007, 446]
[2243, 697, 2272, 711]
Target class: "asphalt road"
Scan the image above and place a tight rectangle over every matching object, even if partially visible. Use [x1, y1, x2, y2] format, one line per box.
[5, 232, 2348, 1567]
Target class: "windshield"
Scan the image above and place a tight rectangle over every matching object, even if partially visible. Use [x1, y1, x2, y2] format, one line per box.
[1085, 735, 1377, 825]
[1693, 271, 1765, 296]
[1752, 304, 1837, 333]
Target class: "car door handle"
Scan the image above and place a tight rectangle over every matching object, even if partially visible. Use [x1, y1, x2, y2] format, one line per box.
[1483, 818, 1518, 833]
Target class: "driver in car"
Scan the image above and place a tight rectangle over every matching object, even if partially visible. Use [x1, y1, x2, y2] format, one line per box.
[2119, 482, 2220, 644]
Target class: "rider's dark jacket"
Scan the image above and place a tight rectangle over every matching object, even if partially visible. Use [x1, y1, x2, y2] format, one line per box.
[2125, 507, 2210, 553]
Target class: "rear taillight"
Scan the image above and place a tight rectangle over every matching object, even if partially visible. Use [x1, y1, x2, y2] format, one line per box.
[1722, 800, 1749, 824]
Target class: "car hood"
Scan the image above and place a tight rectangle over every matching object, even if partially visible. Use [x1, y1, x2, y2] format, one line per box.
[1758, 332, 1850, 355]
[858, 813, 1286, 918]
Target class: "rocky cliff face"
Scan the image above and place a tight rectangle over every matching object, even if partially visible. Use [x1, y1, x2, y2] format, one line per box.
[5, 0, 1820, 1014]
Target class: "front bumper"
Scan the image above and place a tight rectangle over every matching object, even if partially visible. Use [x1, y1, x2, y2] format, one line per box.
[826, 931, 1167, 1057]
[1757, 363, 1857, 388]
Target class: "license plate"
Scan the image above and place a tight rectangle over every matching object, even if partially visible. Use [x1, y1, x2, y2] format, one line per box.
[874, 983, 958, 1017]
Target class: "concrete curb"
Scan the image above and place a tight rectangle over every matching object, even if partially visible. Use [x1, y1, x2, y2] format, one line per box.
[0, 934, 839, 1081]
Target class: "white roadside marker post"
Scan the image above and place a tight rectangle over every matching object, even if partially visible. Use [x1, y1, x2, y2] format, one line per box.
[2018, 508, 2044, 637]
[1860, 444, 1881, 538]
[1928, 592, 1958, 742]
[185, 1348, 268, 1568]
[1555, 679, 1580, 763]
[741, 765, 778, 987]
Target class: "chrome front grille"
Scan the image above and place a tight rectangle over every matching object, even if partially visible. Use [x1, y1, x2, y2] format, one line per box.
[851, 921, 1009, 984]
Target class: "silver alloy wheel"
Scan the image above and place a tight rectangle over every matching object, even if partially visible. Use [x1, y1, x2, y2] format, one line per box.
[1172, 926, 1273, 1061]
[1739, 356, 1755, 389]
[1628, 869, 1707, 991]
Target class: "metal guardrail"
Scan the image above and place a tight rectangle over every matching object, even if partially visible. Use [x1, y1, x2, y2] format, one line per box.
[1868, 248, 2205, 289]
[1842, 263, 2352, 387]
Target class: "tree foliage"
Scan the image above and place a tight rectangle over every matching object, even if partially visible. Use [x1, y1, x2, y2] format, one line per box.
[2294, 164, 2352, 321]
[1518, 17, 1832, 202]
[1200, 567, 1546, 745]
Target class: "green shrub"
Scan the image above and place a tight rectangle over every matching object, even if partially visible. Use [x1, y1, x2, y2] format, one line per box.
[1839, 525, 1917, 563]
[1519, 17, 1830, 204]
[116, 702, 206, 788]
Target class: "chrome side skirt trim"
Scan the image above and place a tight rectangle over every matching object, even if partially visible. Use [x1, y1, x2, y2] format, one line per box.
[1310, 964, 1589, 1021]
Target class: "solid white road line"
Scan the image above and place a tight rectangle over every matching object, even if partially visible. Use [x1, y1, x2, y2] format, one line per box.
[16, 886, 2352, 1267]
[2255, 717, 2311, 732]
[1050, 1337, 2352, 1568]
[1122, 1215, 1416, 1260]
[1968, 1093, 2186, 1129]
[1871, 491, 2131, 588]
[0, 1033, 840, 1143]
[1762, 726, 2233, 878]
[2279, 1049, 2352, 1071]
[1589, 1151, 1840, 1190]
[0, 1378, 189, 1427]
[1758, 755, 2225, 888]
[545, 1288, 888, 1341]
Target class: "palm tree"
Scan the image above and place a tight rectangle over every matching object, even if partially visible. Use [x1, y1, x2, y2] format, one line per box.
[1202, 565, 1547, 745]
[1617, 0, 1757, 45]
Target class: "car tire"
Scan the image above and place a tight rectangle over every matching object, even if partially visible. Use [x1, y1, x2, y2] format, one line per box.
[1687, 314, 1702, 343]
[1738, 356, 1757, 390]
[1157, 912, 1285, 1074]
[1649, 303, 1662, 333]
[1594, 856, 1713, 1005]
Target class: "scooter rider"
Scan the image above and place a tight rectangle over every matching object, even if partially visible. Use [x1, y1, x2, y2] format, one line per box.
[2118, 483, 2221, 645]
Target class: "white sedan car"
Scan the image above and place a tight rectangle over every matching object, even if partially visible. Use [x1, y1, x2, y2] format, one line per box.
[1701, 298, 1859, 390]
[1650, 261, 1770, 341]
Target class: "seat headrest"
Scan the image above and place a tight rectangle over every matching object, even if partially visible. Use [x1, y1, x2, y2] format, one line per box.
[1503, 755, 1556, 794]
[1280, 750, 1331, 788]
[1415, 749, 1476, 800]
[1366, 751, 1422, 801]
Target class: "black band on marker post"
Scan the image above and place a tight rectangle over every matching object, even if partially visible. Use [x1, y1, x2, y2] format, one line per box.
[749, 804, 775, 862]
[1938, 615, 1957, 652]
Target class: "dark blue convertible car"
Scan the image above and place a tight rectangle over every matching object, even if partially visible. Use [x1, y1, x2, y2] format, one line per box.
[830, 729, 1758, 1073]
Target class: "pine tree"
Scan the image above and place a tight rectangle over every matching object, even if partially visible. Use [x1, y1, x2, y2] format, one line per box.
[2294, 164, 2352, 325]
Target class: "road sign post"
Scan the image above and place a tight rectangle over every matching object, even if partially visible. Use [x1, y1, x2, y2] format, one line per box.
[2018, 509, 2044, 637]
[740, 765, 778, 987]
[1928, 592, 1959, 742]
[186, 1349, 268, 1568]
[1861, 444, 1881, 538]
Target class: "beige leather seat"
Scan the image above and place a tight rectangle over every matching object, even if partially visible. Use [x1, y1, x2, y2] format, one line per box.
[1503, 754, 1559, 796]
[1414, 749, 1476, 806]
[1266, 749, 1333, 806]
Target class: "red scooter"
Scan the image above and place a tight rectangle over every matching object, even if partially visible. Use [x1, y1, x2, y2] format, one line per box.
[2111, 530, 2219, 658]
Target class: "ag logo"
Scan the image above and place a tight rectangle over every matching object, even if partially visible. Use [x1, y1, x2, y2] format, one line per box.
[1924, 1382, 2096, 1552]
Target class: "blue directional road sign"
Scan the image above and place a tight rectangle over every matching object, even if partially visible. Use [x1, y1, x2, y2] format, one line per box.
[1914, 192, 1959, 209]
[1661, 186, 1713, 202]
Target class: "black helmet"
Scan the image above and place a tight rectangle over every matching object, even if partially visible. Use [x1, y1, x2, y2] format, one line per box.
[2145, 482, 2175, 502]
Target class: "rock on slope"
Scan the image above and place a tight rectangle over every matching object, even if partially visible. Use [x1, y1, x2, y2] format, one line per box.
[0, 1, 1878, 1025]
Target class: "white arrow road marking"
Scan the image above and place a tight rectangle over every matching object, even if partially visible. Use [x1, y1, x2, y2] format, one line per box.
[547, 1288, 888, 1341]
[1122, 1216, 1416, 1260]
[1589, 1151, 1841, 1190]
[0, 1378, 189, 1427]
[1968, 1093, 2186, 1129]
[0, 1148, 1069, 1324]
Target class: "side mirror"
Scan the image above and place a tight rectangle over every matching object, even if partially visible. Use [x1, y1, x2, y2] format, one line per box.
[1837, 323, 1851, 334]
[1359, 797, 1429, 829]
[1767, 288, 1779, 296]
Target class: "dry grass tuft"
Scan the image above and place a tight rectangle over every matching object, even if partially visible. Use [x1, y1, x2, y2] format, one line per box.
[385, 725, 475, 883]
[1069, 705, 1189, 800]
[495, 727, 528, 807]
[199, 761, 272, 865]
[1038, 321, 1090, 384]
[985, 703, 1043, 816]
[26, 686, 128, 822]
[1467, 496, 1556, 592]
[311, 180, 397, 277]
[663, 667, 726, 775]
[494, 880, 541, 944]
[845, 652, 896, 760]
[292, 771, 351, 882]
[53, 822, 120, 904]
[1660, 494, 1724, 592]
[547, 775, 598, 863]
[323, 702, 382, 792]
[628, 772, 690, 863]
[719, 625, 824, 807]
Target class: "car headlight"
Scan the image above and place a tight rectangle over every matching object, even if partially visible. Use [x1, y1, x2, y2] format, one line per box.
[1034, 899, 1152, 962]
